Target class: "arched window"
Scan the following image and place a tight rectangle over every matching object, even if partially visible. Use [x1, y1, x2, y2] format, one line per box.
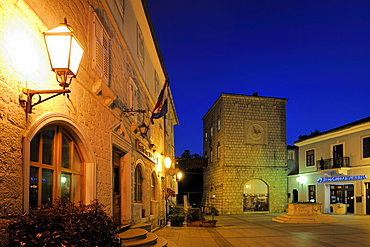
[243, 179, 269, 212]
[29, 126, 84, 207]
[134, 166, 142, 203]
[151, 172, 156, 201]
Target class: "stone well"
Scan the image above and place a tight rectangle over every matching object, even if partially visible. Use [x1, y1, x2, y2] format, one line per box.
[272, 203, 339, 223]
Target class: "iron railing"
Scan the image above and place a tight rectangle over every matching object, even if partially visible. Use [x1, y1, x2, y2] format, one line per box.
[316, 157, 350, 170]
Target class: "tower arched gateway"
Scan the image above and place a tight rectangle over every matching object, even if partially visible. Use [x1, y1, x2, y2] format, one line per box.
[243, 179, 269, 212]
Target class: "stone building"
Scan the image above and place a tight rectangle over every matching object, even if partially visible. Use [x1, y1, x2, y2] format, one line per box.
[0, 0, 178, 229]
[202, 93, 288, 214]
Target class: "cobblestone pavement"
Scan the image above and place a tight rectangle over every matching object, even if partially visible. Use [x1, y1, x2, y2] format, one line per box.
[154, 213, 370, 247]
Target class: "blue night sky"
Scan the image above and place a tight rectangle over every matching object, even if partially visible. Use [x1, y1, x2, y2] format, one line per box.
[147, 0, 370, 157]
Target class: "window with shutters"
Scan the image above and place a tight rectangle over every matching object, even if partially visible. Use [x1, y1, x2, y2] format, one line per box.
[137, 25, 144, 66]
[129, 77, 138, 109]
[154, 70, 159, 96]
[93, 13, 109, 83]
[115, 0, 125, 19]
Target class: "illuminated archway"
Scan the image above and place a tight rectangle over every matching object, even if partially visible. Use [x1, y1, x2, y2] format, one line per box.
[243, 179, 269, 212]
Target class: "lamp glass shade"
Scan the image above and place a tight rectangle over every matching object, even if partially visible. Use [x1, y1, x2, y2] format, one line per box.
[138, 123, 149, 135]
[164, 157, 172, 169]
[177, 172, 183, 180]
[43, 24, 84, 85]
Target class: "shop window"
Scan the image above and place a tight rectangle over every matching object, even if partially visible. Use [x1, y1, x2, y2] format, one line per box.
[29, 127, 84, 207]
[134, 166, 142, 203]
[306, 149, 315, 167]
[308, 185, 316, 202]
[363, 137, 370, 158]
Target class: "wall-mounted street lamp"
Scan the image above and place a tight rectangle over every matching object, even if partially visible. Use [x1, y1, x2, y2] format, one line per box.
[21, 19, 84, 113]
[138, 122, 150, 136]
[163, 157, 183, 181]
[121, 108, 150, 137]
[296, 176, 306, 185]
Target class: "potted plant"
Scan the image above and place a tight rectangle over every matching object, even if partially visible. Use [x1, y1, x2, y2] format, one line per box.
[202, 206, 219, 227]
[186, 207, 202, 227]
[169, 214, 185, 227]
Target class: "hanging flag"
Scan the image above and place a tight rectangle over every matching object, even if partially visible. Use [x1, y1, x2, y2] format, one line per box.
[151, 80, 169, 120]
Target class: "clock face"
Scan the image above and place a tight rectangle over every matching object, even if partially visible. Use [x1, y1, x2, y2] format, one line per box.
[248, 124, 264, 141]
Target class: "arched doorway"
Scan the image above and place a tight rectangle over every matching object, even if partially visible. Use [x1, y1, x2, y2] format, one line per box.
[243, 179, 269, 212]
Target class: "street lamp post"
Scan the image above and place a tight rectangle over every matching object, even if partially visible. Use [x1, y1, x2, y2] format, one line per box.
[21, 19, 84, 113]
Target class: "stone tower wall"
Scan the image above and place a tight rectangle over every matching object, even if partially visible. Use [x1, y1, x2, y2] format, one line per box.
[203, 93, 288, 214]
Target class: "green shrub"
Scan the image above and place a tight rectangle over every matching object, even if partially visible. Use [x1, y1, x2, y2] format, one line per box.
[6, 199, 120, 246]
[169, 214, 184, 227]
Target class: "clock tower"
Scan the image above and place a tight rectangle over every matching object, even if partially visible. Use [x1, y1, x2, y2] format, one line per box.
[202, 93, 288, 214]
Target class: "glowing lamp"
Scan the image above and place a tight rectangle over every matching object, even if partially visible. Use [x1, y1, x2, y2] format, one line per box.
[177, 172, 183, 181]
[43, 19, 84, 88]
[164, 157, 172, 169]
[21, 19, 84, 113]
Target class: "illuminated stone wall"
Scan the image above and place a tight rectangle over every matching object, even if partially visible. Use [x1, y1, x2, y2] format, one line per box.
[203, 93, 288, 214]
[0, 0, 175, 230]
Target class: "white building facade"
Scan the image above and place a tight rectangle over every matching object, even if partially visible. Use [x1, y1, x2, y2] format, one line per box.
[288, 117, 370, 215]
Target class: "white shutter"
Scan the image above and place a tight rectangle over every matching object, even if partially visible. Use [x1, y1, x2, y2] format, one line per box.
[93, 13, 109, 83]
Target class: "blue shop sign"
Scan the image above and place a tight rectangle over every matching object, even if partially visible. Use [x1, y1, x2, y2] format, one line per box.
[317, 175, 367, 183]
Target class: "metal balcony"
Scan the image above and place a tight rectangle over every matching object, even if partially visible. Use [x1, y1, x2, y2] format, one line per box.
[316, 157, 350, 170]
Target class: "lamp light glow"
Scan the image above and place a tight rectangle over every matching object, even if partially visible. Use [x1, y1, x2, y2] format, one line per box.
[43, 19, 84, 87]
[164, 157, 172, 169]
[177, 172, 183, 181]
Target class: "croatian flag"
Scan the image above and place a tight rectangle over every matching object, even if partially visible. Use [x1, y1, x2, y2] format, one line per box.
[151, 80, 169, 120]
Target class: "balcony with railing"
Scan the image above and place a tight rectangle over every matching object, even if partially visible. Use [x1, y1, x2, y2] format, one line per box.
[316, 157, 350, 170]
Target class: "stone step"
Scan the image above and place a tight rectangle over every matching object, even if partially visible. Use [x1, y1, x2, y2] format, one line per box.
[149, 236, 167, 247]
[121, 232, 158, 247]
[117, 224, 131, 233]
[119, 228, 147, 242]
[132, 222, 152, 232]
[272, 214, 339, 223]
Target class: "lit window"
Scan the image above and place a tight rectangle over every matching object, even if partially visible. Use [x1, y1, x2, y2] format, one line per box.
[210, 127, 213, 137]
[217, 119, 221, 131]
[306, 149, 315, 167]
[308, 185, 316, 202]
[30, 127, 84, 207]
[134, 166, 142, 203]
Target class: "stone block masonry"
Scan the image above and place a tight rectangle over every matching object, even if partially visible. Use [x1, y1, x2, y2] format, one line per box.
[202, 93, 288, 214]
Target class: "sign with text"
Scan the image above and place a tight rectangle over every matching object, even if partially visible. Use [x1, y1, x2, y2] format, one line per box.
[317, 175, 366, 183]
[136, 140, 158, 164]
